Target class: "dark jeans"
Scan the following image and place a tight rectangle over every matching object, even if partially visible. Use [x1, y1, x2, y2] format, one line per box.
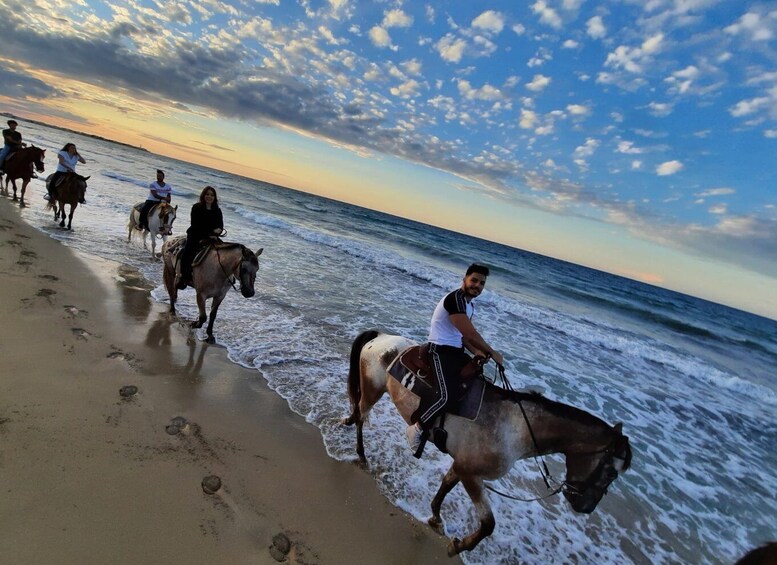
[138, 200, 157, 229]
[418, 343, 471, 425]
[179, 236, 200, 280]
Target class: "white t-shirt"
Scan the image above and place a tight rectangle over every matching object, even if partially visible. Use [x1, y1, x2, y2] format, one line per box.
[428, 288, 474, 347]
[56, 151, 79, 173]
[147, 181, 172, 201]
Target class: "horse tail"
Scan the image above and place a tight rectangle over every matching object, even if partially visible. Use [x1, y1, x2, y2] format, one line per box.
[347, 329, 380, 422]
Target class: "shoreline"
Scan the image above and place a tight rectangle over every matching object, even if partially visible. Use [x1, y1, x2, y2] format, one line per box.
[0, 199, 460, 564]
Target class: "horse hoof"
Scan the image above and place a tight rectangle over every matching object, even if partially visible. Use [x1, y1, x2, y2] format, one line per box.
[341, 416, 354, 426]
[205, 335, 215, 344]
[428, 516, 444, 534]
[447, 538, 462, 557]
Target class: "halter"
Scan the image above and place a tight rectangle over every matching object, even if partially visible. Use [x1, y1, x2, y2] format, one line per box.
[484, 364, 620, 503]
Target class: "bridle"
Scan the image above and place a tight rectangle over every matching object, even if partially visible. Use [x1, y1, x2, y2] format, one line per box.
[215, 242, 249, 293]
[484, 364, 622, 502]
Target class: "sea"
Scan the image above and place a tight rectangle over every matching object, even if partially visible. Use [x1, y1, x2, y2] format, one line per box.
[12, 122, 777, 564]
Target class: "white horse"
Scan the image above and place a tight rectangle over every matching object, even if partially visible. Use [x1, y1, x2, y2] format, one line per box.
[127, 202, 178, 259]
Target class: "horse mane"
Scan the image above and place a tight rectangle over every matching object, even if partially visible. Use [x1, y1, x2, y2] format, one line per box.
[490, 384, 632, 469]
[490, 385, 611, 431]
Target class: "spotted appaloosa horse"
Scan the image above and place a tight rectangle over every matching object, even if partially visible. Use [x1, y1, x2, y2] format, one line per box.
[1, 146, 45, 207]
[343, 330, 632, 557]
[127, 201, 178, 259]
[161, 236, 262, 343]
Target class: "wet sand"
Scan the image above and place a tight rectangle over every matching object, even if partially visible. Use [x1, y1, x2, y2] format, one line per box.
[0, 199, 460, 564]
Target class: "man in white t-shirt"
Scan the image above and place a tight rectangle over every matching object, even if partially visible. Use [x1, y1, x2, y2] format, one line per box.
[406, 263, 504, 453]
[138, 169, 172, 230]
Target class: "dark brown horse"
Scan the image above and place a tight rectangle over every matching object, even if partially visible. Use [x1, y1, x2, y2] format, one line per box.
[0, 146, 45, 207]
[46, 173, 90, 230]
[161, 236, 262, 343]
[344, 330, 633, 556]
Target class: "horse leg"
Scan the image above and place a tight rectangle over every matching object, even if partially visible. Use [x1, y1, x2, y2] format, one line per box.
[204, 293, 226, 344]
[446, 475, 495, 557]
[429, 465, 461, 534]
[67, 204, 76, 230]
[11, 180, 18, 201]
[191, 291, 207, 329]
[59, 203, 66, 227]
[19, 179, 28, 207]
[163, 262, 177, 314]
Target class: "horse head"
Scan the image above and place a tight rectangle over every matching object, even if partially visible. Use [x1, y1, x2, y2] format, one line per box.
[159, 203, 177, 235]
[562, 422, 632, 514]
[32, 147, 46, 172]
[238, 246, 263, 298]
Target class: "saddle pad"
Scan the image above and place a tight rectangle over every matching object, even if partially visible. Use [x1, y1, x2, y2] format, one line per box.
[192, 245, 212, 267]
[132, 202, 144, 212]
[387, 347, 485, 421]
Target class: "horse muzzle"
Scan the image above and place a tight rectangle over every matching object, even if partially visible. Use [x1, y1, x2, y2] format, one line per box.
[563, 488, 601, 514]
[241, 288, 255, 298]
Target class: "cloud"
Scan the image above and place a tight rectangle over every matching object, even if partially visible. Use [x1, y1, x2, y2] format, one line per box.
[586, 16, 606, 39]
[562, 39, 579, 49]
[369, 26, 393, 48]
[519, 109, 539, 129]
[647, 102, 674, 117]
[604, 33, 663, 75]
[526, 74, 551, 92]
[708, 203, 728, 215]
[472, 11, 505, 34]
[383, 9, 413, 28]
[724, 10, 775, 42]
[617, 141, 644, 154]
[531, 1, 562, 29]
[436, 34, 467, 63]
[390, 79, 420, 98]
[729, 96, 770, 117]
[457, 79, 503, 101]
[566, 103, 590, 117]
[656, 160, 683, 176]
[512, 23, 526, 36]
[696, 187, 735, 197]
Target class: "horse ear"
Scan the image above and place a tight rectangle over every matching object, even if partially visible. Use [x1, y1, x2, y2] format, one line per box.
[84, 176, 91, 181]
[613, 422, 623, 434]
[255, 248, 263, 257]
[174, 205, 178, 210]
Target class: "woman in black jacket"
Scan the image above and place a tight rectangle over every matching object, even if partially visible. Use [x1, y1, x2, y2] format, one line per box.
[176, 185, 224, 289]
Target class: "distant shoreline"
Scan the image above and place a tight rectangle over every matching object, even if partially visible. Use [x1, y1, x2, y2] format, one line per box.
[1, 112, 149, 153]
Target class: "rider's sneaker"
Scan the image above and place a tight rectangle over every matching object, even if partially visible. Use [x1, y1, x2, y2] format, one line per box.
[405, 423, 423, 453]
[79, 198, 86, 204]
[43, 193, 51, 201]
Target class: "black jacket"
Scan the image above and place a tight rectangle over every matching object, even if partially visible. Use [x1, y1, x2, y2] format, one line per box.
[186, 202, 223, 240]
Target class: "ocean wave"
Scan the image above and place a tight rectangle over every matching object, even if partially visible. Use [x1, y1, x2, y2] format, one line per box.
[102, 171, 149, 188]
[229, 207, 458, 289]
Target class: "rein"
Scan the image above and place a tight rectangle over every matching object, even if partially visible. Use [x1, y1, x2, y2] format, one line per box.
[215, 244, 241, 292]
[484, 364, 603, 503]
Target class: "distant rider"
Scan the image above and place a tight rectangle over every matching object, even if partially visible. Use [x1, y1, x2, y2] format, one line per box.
[47, 143, 86, 203]
[138, 169, 172, 231]
[0, 120, 26, 172]
[406, 263, 504, 453]
[176, 186, 223, 289]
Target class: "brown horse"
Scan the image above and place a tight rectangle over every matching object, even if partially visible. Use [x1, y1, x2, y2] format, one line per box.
[46, 172, 90, 230]
[0, 146, 45, 207]
[161, 235, 263, 343]
[343, 330, 632, 557]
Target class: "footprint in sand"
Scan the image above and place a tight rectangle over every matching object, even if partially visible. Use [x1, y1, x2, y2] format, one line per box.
[269, 533, 292, 562]
[71, 327, 91, 341]
[64, 304, 87, 318]
[39, 274, 59, 281]
[107, 346, 141, 371]
[38, 288, 56, 298]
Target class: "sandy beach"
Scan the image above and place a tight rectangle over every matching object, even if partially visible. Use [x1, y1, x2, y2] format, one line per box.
[0, 198, 460, 564]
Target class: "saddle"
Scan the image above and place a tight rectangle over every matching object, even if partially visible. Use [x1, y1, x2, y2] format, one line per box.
[171, 238, 227, 287]
[388, 344, 487, 456]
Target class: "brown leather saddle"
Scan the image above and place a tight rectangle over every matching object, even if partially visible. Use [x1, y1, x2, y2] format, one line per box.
[387, 344, 486, 424]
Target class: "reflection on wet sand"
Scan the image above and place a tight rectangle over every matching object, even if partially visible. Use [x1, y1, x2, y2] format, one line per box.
[117, 264, 154, 321]
[144, 313, 209, 381]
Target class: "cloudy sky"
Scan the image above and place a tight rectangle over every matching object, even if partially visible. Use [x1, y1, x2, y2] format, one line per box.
[1, 0, 776, 318]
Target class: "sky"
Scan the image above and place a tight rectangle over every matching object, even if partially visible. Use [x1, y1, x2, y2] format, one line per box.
[1, 0, 776, 319]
